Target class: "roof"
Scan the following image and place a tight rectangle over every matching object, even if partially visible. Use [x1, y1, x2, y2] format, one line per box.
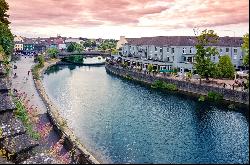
[125, 36, 243, 47]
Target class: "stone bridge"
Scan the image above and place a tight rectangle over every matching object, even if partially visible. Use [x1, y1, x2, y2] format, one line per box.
[58, 51, 111, 58]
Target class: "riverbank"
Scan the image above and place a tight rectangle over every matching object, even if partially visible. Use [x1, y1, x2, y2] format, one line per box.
[32, 59, 100, 164]
[105, 64, 249, 106]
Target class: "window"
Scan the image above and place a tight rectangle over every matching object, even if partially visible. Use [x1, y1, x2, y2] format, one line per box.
[160, 48, 163, 53]
[182, 48, 186, 54]
[220, 48, 223, 53]
[226, 48, 229, 52]
[234, 48, 237, 54]
[171, 48, 175, 54]
[155, 47, 157, 51]
[190, 48, 192, 54]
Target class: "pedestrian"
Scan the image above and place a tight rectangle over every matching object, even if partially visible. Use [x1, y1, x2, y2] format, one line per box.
[28, 70, 30, 75]
[223, 83, 226, 88]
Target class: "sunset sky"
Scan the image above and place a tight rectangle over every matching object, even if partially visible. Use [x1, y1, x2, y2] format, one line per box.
[7, 0, 249, 39]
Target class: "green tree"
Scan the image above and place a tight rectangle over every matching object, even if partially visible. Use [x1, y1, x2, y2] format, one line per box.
[0, 0, 10, 25]
[47, 47, 59, 59]
[37, 55, 45, 67]
[74, 43, 84, 53]
[111, 48, 118, 55]
[67, 43, 75, 52]
[67, 43, 83, 53]
[0, 22, 13, 57]
[216, 55, 235, 79]
[194, 29, 219, 80]
[242, 33, 249, 67]
[147, 64, 153, 73]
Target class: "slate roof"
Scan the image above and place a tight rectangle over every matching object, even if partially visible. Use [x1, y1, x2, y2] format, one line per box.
[125, 36, 243, 47]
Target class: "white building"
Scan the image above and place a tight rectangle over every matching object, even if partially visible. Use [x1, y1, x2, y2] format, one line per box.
[118, 36, 245, 73]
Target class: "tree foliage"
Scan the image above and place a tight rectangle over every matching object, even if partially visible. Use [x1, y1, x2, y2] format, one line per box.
[216, 55, 235, 79]
[0, 0, 13, 58]
[0, 22, 13, 57]
[98, 39, 117, 52]
[147, 64, 153, 73]
[0, 0, 10, 25]
[194, 29, 219, 80]
[47, 47, 59, 59]
[67, 42, 83, 53]
[242, 33, 249, 66]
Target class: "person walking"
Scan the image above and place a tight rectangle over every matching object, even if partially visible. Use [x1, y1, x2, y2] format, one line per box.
[28, 70, 30, 76]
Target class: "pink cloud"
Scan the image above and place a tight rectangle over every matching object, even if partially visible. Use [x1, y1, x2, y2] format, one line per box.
[6, 0, 249, 37]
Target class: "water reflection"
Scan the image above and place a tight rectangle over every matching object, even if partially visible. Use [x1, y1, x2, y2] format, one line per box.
[43, 65, 249, 164]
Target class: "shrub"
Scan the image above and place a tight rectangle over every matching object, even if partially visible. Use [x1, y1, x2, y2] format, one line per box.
[207, 91, 223, 102]
[198, 95, 205, 102]
[151, 80, 178, 91]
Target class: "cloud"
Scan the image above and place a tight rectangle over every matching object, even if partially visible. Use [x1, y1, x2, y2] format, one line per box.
[6, 0, 249, 37]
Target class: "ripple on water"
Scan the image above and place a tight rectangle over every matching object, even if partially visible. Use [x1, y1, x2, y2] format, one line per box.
[43, 65, 249, 164]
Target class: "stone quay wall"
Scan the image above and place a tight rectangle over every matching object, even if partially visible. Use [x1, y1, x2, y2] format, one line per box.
[33, 60, 100, 164]
[105, 64, 249, 105]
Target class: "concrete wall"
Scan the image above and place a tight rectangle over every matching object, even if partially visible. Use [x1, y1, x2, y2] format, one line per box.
[105, 64, 249, 105]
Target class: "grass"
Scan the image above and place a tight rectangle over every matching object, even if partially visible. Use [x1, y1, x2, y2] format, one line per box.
[14, 99, 40, 140]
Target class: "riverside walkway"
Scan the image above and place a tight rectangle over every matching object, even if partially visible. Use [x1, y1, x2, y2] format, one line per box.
[11, 56, 47, 114]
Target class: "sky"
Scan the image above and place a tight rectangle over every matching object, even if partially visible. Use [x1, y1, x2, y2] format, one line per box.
[7, 0, 249, 39]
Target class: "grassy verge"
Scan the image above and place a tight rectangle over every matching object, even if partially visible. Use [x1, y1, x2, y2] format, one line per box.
[14, 99, 40, 140]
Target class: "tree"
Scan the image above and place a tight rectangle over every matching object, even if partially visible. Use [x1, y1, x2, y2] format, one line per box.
[147, 64, 153, 73]
[67, 43, 75, 52]
[194, 29, 219, 81]
[111, 48, 118, 55]
[67, 43, 83, 53]
[216, 55, 235, 79]
[74, 43, 84, 53]
[0, 22, 13, 57]
[242, 33, 249, 67]
[47, 47, 59, 59]
[0, 0, 10, 25]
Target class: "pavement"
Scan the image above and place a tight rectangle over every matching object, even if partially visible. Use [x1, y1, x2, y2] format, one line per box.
[11, 56, 47, 114]
[10, 55, 66, 153]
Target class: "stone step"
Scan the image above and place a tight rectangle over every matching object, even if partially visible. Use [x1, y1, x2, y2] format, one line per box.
[20, 153, 59, 164]
[0, 78, 10, 93]
[0, 94, 16, 113]
[0, 112, 26, 139]
[0, 134, 39, 162]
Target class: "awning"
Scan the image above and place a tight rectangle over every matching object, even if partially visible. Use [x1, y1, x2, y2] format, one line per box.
[159, 69, 174, 73]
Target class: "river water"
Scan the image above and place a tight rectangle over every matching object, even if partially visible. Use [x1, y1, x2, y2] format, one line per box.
[43, 65, 249, 164]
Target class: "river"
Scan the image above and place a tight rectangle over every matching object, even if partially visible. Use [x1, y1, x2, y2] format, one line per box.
[42, 64, 249, 164]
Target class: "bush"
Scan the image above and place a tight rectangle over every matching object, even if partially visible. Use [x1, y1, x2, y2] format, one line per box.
[151, 80, 178, 91]
[207, 91, 223, 102]
[198, 95, 205, 102]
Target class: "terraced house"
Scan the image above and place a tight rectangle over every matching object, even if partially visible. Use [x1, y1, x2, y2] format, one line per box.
[117, 36, 244, 73]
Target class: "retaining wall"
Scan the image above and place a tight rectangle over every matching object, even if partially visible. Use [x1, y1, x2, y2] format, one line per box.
[105, 64, 249, 105]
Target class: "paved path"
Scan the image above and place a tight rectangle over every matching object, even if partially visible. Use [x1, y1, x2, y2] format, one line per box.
[10, 56, 67, 153]
[11, 56, 47, 114]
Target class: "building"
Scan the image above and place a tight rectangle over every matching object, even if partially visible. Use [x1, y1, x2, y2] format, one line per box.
[65, 38, 83, 46]
[14, 35, 24, 42]
[117, 36, 244, 73]
[14, 42, 23, 52]
[23, 40, 35, 55]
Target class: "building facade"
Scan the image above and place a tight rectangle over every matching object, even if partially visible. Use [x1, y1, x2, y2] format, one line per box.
[117, 36, 244, 73]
